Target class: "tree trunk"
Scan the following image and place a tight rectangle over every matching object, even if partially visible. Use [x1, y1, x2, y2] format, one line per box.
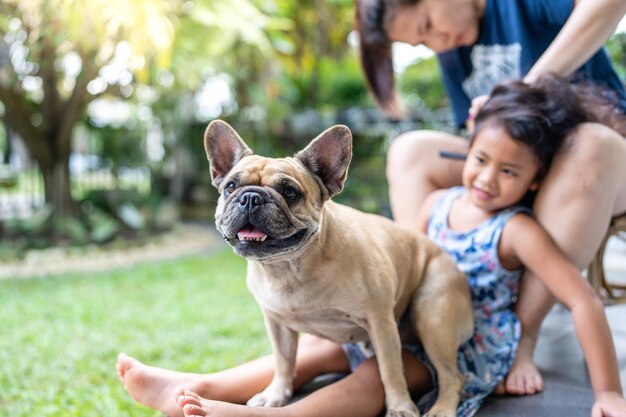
[40, 153, 78, 220]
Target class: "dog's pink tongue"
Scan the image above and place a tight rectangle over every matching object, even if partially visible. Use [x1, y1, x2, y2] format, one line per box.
[237, 226, 267, 240]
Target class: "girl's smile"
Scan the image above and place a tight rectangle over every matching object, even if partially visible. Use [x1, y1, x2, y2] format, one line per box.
[463, 124, 541, 214]
[472, 187, 494, 202]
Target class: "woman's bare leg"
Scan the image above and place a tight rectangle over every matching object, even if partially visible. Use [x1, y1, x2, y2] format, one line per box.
[117, 335, 349, 417]
[386, 130, 467, 230]
[176, 351, 433, 417]
[506, 123, 626, 395]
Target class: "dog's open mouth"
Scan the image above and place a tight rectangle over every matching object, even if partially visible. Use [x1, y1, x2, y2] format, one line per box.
[237, 225, 268, 242]
[232, 224, 309, 255]
[235, 224, 307, 244]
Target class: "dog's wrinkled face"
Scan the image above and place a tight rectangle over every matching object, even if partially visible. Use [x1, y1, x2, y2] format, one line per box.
[205, 120, 352, 262]
[215, 156, 321, 260]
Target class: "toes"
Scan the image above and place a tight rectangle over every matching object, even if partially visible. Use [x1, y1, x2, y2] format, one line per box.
[178, 391, 202, 408]
[174, 386, 186, 400]
[505, 373, 540, 395]
[117, 353, 136, 372]
[531, 374, 544, 393]
[185, 391, 202, 401]
[117, 353, 132, 380]
[505, 373, 544, 395]
[492, 383, 506, 396]
[183, 403, 207, 417]
[505, 375, 522, 395]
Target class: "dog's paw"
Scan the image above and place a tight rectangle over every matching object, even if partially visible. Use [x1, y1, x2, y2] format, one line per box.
[385, 404, 420, 417]
[246, 387, 292, 408]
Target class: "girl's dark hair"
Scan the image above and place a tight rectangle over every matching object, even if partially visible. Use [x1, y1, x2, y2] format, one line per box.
[355, 0, 416, 117]
[472, 74, 626, 182]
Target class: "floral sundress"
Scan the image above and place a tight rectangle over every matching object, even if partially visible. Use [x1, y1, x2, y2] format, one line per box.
[423, 186, 529, 416]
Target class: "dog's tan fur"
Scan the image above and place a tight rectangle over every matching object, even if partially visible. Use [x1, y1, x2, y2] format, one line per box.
[205, 120, 474, 417]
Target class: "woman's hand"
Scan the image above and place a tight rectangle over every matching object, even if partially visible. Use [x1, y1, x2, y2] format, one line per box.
[591, 391, 626, 417]
[466, 94, 488, 133]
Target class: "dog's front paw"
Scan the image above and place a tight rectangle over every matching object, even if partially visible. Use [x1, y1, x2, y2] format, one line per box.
[385, 403, 420, 417]
[246, 386, 292, 408]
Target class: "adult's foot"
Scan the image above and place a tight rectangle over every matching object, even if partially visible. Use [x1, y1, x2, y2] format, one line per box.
[117, 353, 207, 417]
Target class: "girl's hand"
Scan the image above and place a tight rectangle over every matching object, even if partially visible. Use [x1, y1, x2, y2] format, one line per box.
[466, 94, 488, 133]
[592, 391, 626, 417]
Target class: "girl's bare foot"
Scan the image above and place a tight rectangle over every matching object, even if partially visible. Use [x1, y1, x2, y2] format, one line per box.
[117, 353, 208, 417]
[502, 358, 543, 395]
[177, 389, 279, 417]
[496, 335, 543, 395]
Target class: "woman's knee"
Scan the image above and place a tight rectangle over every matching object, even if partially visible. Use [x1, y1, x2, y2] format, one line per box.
[386, 130, 467, 187]
[539, 123, 625, 204]
[558, 123, 624, 172]
[387, 131, 434, 173]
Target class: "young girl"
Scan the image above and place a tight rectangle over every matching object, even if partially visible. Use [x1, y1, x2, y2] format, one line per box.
[117, 75, 626, 417]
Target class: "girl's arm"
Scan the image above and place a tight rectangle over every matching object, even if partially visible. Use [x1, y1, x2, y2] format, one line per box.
[416, 190, 447, 234]
[501, 214, 625, 414]
[525, 0, 626, 83]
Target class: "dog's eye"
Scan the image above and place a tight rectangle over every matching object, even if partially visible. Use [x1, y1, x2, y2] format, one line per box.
[224, 180, 237, 196]
[283, 187, 298, 201]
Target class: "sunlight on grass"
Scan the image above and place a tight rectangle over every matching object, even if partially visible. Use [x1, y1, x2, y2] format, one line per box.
[0, 248, 269, 416]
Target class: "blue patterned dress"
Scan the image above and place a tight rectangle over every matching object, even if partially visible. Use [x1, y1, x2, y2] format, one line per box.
[342, 186, 529, 416]
[424, 186, 530, 415]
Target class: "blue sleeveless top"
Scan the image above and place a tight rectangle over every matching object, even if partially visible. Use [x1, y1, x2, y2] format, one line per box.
[422, 186, 529, 416]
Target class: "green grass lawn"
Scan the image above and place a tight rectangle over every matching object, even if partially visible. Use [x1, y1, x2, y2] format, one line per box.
[0, 248, 270, 416]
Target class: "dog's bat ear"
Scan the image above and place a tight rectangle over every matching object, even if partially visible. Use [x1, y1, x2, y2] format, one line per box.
[204, 120, 253, 188]
[296, 125, 353, 197]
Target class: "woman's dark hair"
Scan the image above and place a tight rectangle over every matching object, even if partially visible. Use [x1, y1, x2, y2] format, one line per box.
[355, 0, 417, 118]
[472, 74, 626, 182]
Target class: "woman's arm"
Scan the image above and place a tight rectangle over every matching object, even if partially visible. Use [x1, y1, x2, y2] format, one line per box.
[501, 215, 624, 405]
[525, 0, 626, 82]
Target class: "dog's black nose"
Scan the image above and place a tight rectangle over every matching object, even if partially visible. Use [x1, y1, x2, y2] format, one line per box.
[239, 191, 264, 210]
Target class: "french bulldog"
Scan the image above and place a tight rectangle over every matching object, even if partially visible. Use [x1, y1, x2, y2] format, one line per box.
[204, 120, 474, 417]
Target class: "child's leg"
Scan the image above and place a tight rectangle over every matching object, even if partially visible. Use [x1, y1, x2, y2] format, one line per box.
[504, 124, 626, 395]
[175, 351, 433, 417]
[117, 335, 349, 417]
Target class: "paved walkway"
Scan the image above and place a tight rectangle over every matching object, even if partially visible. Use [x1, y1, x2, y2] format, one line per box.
[0, 222, 221, 279]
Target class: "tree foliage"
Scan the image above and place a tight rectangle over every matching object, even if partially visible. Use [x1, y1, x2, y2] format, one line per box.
[0, 0, 179, 220]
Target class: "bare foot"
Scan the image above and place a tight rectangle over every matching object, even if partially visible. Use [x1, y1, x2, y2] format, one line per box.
[177, 389, 279, 417]
[117, 353, 208, 417]
[498, 336, 543, 395]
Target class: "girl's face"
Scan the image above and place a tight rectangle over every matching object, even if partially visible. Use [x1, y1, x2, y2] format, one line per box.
[385, 0, 484, 52]
[463, 125, 541, 213]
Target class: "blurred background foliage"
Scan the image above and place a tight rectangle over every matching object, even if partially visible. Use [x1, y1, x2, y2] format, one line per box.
[0, 0, 624, 256]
